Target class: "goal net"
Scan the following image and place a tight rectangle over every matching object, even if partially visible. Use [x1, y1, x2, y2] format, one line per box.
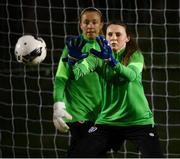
[0, 0, 179, 158]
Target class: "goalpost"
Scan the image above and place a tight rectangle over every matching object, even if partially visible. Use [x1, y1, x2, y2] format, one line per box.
[0, 0, 180, 158]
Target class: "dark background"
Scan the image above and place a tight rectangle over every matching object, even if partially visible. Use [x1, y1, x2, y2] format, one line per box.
[0, 0, 180, 158]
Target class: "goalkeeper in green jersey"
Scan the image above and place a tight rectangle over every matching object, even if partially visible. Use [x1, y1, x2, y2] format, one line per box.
[69, 22, 163, 157]
[53, 7, 104, 156]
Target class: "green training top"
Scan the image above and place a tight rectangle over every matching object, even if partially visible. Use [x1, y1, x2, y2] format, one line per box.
[53, 35, 102, 123]
[73, 49, 154, 126]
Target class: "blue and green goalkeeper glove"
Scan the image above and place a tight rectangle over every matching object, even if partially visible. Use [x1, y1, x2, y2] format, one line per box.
[62, 35, 88, 65]
[90, 35, 118, 67]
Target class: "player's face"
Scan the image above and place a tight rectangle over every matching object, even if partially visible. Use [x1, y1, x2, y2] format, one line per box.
[106, 24, 130, 52]
[80, 12, 103, 39]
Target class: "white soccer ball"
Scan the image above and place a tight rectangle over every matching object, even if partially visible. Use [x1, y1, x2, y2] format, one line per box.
[15, 35, 47, 65]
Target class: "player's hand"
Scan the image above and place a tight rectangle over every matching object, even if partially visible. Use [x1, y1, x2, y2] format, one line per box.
[90, 35, 118, 67]
[53, 101, 72, 133]
[62, 36, 88, 65]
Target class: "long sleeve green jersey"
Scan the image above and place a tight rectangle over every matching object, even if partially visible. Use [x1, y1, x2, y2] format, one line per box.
[73, 49, 154, 126]
[53, 36, 102, 123]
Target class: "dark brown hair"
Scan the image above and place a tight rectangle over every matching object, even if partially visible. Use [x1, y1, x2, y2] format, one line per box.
[106, 21, 140, 65]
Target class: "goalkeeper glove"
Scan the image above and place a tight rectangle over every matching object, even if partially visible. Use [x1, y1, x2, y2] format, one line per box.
[53, 101, 72, 133]
[62, 35, 88, 65]
[90, 35, 118, 67]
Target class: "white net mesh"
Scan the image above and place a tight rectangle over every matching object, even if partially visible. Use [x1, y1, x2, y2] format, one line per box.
[0, 0, 180, 158]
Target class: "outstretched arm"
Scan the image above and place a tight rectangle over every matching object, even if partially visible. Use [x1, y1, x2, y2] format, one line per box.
[90, 36, 144, 82]
[72, 54, 101, 80]
[113, 51, 144, 82]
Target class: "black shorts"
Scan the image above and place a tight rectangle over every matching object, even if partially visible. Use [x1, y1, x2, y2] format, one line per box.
[66, 121, 94, 157]
[109, 124, 164, 158]
[68, 124, 164, 158]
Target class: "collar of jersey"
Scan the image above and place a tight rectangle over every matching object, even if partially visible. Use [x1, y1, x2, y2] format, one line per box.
[81, 34, 97, 43]
[113, 48, 126, 62]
